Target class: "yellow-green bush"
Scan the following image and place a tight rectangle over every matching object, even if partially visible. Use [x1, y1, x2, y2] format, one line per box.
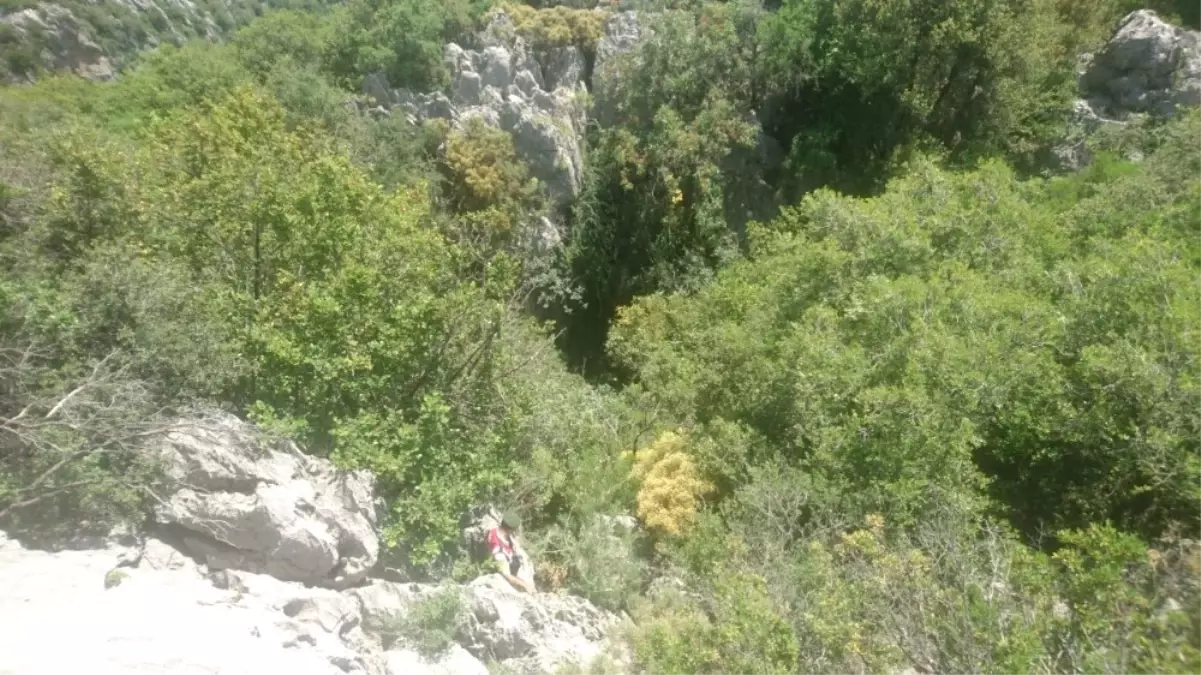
[439, 117, 538, 245]
[628, 430, 712, 537]
[629, 567, 798, 674]
[500, 3, 606, 52]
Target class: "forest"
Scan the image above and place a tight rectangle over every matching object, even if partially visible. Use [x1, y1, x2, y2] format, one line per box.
[0, 0, 1198, 672]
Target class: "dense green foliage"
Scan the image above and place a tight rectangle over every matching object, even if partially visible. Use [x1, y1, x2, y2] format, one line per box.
[0, 0, 1197, 672]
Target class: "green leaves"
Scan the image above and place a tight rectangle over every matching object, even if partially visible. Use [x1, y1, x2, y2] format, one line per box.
[611, 119, 1200, 540]
[325, 0, 481, 91]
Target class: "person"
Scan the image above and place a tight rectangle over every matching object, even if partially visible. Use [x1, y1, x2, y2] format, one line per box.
[487, 511, 537, 594]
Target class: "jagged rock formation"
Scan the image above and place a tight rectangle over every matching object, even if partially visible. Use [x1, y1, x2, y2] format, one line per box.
[590, 9, 643, 126]
[1, 4, 121, 80]
[353, 575, 623, 673]
[1055, 9, 1201, 169]
[364, 9, 646, 241]
[0, 414, 624, 675]
[364, 10, 591, 219]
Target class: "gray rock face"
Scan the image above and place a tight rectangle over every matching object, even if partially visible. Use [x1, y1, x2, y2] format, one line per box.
[593, 10, 643, 89]
[153, 412, 378, 590]
[367, 10, 587, 218]
[0, 534, 383, 675]
[1080, 9, 1201, 118]
[460, 574, 623, 672]
[1, 5, 114, 81]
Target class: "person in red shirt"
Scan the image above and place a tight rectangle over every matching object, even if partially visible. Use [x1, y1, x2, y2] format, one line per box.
[488, 511, 536, 594]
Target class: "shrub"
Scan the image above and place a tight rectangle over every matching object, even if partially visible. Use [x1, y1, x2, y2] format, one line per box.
[382, 588, 469, 657]
[526, 515, 646, 611]
[502, 3, 606, 52]
[629, 430, 711, 537]
[441, 118, 537, 226]
[325, 0, 482, 91]
[628, 566, 798, 675]
[103, 568, 128, 589]
[1051, 523, 1201, 674]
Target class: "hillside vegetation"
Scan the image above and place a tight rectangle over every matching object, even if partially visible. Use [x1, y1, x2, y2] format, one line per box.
[0, 0, 1198, 673]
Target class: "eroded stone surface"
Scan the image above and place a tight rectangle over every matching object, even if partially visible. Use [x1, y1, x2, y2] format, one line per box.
[153, 412, 378, 589]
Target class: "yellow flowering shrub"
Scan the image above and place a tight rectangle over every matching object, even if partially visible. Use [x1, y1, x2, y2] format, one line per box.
[630, 430, 712, 536]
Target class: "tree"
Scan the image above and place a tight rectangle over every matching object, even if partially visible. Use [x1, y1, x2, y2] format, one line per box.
[758, 0, 1077, 196]
[610, 116, 1200, 541]
[324, 0, 482, 90]
[563, 3, 768, 372]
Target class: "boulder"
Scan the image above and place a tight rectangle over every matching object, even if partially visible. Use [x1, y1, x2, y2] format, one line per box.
[152, 412, 378, 590]
[1080, 9, 1201, 118]
[138, 535, 200, 573]
[1052, 10, 1201, 171]
[348, 580, 442, 634]
[351, 576, 622, 673]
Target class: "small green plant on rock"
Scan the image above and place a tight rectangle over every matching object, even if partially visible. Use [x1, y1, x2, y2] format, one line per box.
[103, 568, 127, 589]
[382, 588, 470, 657]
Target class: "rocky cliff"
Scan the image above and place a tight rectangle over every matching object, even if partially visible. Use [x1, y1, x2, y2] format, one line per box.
[0, 412, 624, 675]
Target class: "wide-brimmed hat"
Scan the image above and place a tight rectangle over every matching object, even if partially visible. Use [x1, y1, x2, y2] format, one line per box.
[501, 510, 522, 530]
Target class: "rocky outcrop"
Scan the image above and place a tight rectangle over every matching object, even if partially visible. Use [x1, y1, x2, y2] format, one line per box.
[1, 5, 116, 81]
[1080, 9, 1201, 118]
[366, 11, 589, 220]
[0, 414, 622, 675]
[1054, 9, 1201, 170]
[461, 574, 621, 672]
[151, 412, 379, 590]
[593, 10, 642, 82]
